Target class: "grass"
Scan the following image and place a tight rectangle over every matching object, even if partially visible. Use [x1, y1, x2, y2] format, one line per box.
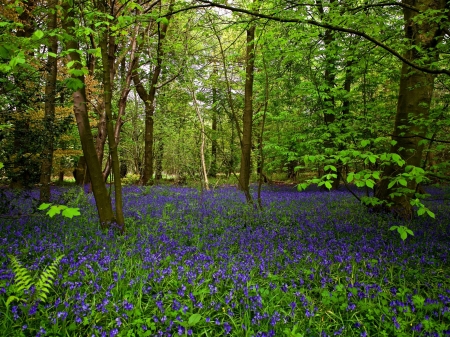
[0, 185, 449, 337]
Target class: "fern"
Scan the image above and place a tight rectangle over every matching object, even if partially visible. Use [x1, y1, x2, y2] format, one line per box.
[8, 254, 64, 303]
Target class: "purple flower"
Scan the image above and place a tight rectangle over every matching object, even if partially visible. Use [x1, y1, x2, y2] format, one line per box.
[123, 300, 134, 311]
[392, 316, 400, 329]
[334, 327, 344, 335]
[223, 322, 232, 334]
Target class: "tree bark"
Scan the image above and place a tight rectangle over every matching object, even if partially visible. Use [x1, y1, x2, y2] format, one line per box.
[319, 0, 340, 190]
[62, 1, 114, 228]
[239, 24, 256, 203]
[39, 0, 59, 202]
[192, 89, 209, 190]
[102, 27, 139, 180]
[210, 84, 218, 177]
[375, 0, 446, 218]
[155, 139, 163, 180]
[98, 0, 125, 232]
[132, 1, 174, 185]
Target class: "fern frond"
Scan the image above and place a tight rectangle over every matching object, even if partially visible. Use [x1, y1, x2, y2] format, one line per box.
[8, 255, 33, 292]
[8, 253, 64, 304]
[35, 254, 64, 302]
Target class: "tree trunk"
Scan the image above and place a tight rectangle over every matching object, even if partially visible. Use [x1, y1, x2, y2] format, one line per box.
[133, 1, 174, 185]
[210, 85, 218, 178]
[98, 3, 125, 232]
[39, 0, 58, 202]
[239, 24, 256, 203]
[155, 140, 163, 180]
[192, 89, 209, 190]
[319, 0, 340, 190]
[62, 1, 114, 228]
[10, 0, 35, 189]
[375, 0, 446, 218]
[102, 28, 139, 180]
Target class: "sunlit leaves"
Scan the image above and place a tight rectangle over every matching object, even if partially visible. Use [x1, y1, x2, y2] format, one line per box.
[38, 203, 81, 219]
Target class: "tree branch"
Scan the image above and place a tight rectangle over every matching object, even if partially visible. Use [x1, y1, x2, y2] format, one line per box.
[194, 0, 450, 76]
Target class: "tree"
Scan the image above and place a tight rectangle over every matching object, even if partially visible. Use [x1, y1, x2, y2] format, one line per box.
[39, 0, 58, 202]
[62, 1, 115, 228]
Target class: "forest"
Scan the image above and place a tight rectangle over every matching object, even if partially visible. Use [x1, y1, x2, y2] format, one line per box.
[0, 0, 450, 336]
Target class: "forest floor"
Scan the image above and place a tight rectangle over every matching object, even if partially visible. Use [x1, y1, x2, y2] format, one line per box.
[0, 184, 449, 336]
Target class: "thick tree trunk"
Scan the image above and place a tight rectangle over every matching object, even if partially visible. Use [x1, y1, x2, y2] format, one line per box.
[375, 0, 446, 218]
[239, 25, 255, 203]
[39, 0, 58, 202]
[62, 2, 114, 228]
[99, 17, 125, 231]
[94, 104, 107, 167]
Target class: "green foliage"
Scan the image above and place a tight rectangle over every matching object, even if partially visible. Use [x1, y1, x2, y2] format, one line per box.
[7, 254, 64, 304]
[389, 225, 414, 241]
[38, 203, 81, 219]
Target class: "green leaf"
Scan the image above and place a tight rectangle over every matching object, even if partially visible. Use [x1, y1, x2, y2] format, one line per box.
[426, 210, 435, 218]
[156, 17, 169, 25]
[389, 226, 398, 231]
[324, 165, 337, 172]
[324, 181, 332, 190]
[65, 78, 84, 91]
[361, 140, 370, 147]
[365, 180, 375, 188]
[32, 30, 44, 40]
[188, 313, 202, 326]
[417, 208, 425, 216]
[62, 207, 81, 219]
[372, 171, 380, 180]
[38, 203, 52, 210]
[347, 172, 354, 183]
[400, 231, 407, 241]
[47, 206, 61, 218]
[388, 180, 396, 189]
[398, 178, 407, 187]
[0, 162, 3, 170]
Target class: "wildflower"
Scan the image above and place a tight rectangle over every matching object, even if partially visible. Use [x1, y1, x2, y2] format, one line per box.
[223, 322, 232, 334]
[334, 327, 344, 335]
[392, 316, 400, 329]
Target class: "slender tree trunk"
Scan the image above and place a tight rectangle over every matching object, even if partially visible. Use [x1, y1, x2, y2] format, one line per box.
[98, 2, 125, 232]
[10, 0, 35, 189]
[133, 1, 174, 185]
[39, 0, 58, 202]
[103, 28, 139, 180]
[239, 24, 256, 203]
[375, 0, 446, 218]
[62, 1, 114, 227]
[210, 85, 218, 178]
[257, 53, 269, 209]
[155, 140, 163, 180]
[192, 89, 209, 190]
